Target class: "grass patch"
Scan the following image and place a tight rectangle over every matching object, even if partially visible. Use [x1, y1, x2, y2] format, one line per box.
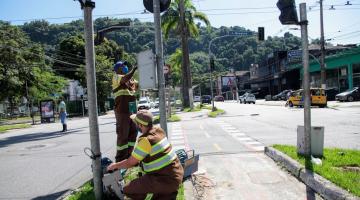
[66, 181, 95, 200]
[208, 108, 225, 118]
[153, 114, 181, 124]
[66, 167, 184, 200]
[0, 123, 31, 133]
[273, 144, 360, 197]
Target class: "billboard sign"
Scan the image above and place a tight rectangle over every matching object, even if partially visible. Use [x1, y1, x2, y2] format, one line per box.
[40, 100, 55, 123]
[221, 76, 236, 87]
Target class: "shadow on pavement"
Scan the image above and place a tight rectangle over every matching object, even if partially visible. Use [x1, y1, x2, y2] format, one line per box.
[0, 130, 81, 148]
[31, 189, 69, 200]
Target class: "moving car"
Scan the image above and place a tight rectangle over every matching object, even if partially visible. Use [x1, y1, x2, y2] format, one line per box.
[137, 97, 153, 110]
[335, 87, 360, 102]
[201, 95, 212, 104]
[154, 98, 159, 108]
[243, 93, 256, 104]
[287, 88, 327, 108]
[239, 92, 249, 103]
[214, 95, 224, 102]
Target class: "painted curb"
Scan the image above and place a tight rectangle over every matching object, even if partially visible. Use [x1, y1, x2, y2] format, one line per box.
[265, 146, 360, 200]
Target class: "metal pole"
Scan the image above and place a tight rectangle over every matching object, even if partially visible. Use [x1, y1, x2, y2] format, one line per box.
[153, 0, 168, 134]
[300, 3, 311, 157]
[82, 1, 102, 199]
[320, 0, 326, 89]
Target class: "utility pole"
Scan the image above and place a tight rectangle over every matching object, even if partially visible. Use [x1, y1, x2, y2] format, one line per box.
[320, 0, 326, 89]
[300, 3, 311, 156]
[153, 0, 168, 134]
[179, 0, 193, 109]
[79, 0, 102, 199]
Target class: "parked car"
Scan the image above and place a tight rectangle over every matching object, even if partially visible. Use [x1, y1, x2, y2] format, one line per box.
[272, 90, 291, 101]
[325, 87, 339, 101]
[335, 87, 360, 102]
[201, 95, 212, 104]
[287, 88, 327, 108]
[243, 93, 256, 104]
[194, 96, 201, 102]
[214, 95, 224, 102]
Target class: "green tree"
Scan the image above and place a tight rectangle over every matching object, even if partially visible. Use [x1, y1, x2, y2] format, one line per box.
[161, 0, 210, 108]
[0, 21, 66, 116]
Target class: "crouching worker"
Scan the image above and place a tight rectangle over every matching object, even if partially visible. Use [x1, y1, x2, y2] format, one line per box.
[107, 110, 184, 200]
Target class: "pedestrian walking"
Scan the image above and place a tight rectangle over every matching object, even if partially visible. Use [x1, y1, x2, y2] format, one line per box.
[107, 110, 184, 199]
[58, 99, 67, 132]
[112, 61, 138, 162]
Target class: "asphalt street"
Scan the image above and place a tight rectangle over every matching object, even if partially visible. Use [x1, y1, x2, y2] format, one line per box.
[1, 102, 358, 199]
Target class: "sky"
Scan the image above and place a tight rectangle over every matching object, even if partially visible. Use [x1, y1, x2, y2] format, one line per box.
[0, 0, 360, 45]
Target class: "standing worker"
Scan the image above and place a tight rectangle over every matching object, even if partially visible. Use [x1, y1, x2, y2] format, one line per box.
[58, 98, 67, 132]
[107, 110, 184, 199]
[112, 61, 138, 162]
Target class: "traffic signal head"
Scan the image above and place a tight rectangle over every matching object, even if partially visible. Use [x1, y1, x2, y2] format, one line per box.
[276, 0, 299, 25]
[143, 0, 171, 13]
[258, 27, 265, 41]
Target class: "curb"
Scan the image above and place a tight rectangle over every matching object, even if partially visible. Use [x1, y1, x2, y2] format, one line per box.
[265, 146, 360, 200]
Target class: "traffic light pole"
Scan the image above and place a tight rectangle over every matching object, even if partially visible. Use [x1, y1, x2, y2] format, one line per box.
[153, 0, 168, 135]
[300, 3, 312, 156]
[320, 0, 326, 89]
[79, 0, 103, 199]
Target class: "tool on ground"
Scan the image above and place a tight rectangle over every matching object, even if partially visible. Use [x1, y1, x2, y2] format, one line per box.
[176, 149, 199, 180]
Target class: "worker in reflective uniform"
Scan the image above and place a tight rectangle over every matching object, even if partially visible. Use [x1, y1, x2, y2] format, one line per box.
[112, 61, 138, 162]
[107, 110, 184, 200]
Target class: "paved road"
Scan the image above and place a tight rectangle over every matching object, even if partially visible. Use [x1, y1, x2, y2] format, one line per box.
[169, 110, 322, 200]
[0, 113, 118, 200]
[1, 101, 357, 199]
[213, 101, 360, 149]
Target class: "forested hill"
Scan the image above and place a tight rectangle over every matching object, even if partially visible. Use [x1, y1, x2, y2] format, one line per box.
[20, 17, 302, 71]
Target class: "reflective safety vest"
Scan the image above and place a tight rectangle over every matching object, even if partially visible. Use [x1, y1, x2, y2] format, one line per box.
[133, 129, 177, 173]
[112, 74, 135, 97]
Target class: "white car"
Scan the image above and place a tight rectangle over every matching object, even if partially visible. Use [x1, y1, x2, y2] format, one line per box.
[137, 97, 153, 110]
[243, 93, 256, 104]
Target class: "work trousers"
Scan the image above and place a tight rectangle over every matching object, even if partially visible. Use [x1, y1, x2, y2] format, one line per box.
[123, 173, 179, 200]
[114, 96, 137, 162]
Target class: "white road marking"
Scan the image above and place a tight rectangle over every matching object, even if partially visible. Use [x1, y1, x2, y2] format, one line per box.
[203, 131, 211, 138]
[213, 143, 222, 151]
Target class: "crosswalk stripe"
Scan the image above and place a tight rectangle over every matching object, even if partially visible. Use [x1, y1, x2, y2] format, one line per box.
[252, 146, 265, 151]
[246, 141, 263, 145]
[236, 137, 253, 141]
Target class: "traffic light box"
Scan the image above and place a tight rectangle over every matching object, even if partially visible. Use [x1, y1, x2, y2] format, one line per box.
[258, 27, 264, 41]
[276, 0, 299, 25]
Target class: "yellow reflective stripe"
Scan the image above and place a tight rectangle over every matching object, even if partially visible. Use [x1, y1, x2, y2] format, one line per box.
[150, 138, 170, 156]
[117, 144, 128, 151]
[128, 142, 135, 147]
[132, 146, 148, 161]
[142, 149, 177, 172]
[114, 89, 135, 97]
[135, 117, 148, 126]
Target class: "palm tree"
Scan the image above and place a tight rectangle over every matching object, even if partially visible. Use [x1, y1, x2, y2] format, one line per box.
[161, 0, 210, 108]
